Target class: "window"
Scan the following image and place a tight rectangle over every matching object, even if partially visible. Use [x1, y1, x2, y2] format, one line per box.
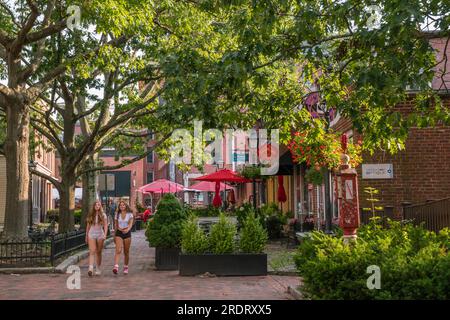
[147, 149, 154, 163]
[147, 172, 154, 184]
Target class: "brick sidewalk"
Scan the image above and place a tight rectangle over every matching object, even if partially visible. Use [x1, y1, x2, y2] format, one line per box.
[0, 230, 300, 300]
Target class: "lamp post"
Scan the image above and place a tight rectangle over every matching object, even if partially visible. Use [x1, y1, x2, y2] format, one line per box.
[28, 161, 37, 229]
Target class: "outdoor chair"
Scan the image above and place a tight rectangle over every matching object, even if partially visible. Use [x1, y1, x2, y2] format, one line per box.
[282, 224, 299, 249]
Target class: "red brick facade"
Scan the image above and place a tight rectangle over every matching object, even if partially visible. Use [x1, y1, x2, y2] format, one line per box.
[332, 94, 450, 216]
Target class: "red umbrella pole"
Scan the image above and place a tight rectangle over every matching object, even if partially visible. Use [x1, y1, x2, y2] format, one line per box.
[212, 181, 222, 207]
[277, 176, 287, 211]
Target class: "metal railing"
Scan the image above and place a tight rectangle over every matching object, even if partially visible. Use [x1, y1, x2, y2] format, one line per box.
[50, 230, 87, 264]
[0, 229, 88, 268]
[403, 198, 450, 233]
[360, 206, 395, 227]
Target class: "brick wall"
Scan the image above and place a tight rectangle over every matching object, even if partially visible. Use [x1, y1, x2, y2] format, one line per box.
[332, 95, 450, 217]
[356, 125, 450, 216]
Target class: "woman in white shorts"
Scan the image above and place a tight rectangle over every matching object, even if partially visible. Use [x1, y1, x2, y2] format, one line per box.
[85, 201, 108, 276]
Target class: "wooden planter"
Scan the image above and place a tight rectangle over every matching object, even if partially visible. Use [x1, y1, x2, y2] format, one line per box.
[155, 247, 180, 270]
[179, 253, 267, 276]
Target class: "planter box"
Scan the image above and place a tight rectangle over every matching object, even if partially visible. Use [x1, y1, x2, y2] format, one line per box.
[179, 253, 267, 276]
[155, 247, 180, 270]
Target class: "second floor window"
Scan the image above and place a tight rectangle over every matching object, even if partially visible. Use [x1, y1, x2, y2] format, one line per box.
[147, 172, 154, 184]
[147, 149, 154, 163]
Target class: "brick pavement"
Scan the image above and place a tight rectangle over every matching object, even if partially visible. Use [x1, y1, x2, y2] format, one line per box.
[0, 230, 300, 300]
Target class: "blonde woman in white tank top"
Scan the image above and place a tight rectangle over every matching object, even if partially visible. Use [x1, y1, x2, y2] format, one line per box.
[85, 201, 108, 276]
[113, 200, 134, 275]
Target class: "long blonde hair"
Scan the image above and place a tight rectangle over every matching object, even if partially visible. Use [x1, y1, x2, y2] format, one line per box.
[86, 201, 105, 226]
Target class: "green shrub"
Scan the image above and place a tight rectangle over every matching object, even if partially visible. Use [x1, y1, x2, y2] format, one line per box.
[294, 220, 450, 299]
[46, 209, 82, 224]
[74, 209, 82, 225]
[239, 211, 268, 253]
[265, 215, 284, 239]
[145, 193, 187, 248]
[209, 213, 236, 254]
[260, 203, 286, 239]
[135, 201, 145, 213]
[236, 203, 254, 228]
[305, 167, 324, 185]
[46, 209, 59, 222]
[181, 217, 209, 254]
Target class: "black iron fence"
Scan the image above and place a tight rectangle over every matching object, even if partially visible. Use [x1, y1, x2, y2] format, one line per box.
[50, 230, 87, 264]
[0, 230, 87, 268]
[403, 198, 450, 233]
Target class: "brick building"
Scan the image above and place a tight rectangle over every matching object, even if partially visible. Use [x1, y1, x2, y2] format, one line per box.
[255, 35, 450, 228]
[333, 35, 450, 216]
[0, 132, 57, 230]
[278, 34, 450, 225]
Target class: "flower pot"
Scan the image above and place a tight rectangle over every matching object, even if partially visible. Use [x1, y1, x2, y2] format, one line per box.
[179, 253, 267, 276]
[155, 247, 180, 270]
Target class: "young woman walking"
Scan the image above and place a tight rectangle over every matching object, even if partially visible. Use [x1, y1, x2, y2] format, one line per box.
[85, 201, 108, 276]
[113, 200, 134, 275]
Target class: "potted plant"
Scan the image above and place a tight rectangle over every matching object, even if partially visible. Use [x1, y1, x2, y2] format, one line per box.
[179, 212, 268, 276]
[145, 193, 187, 270]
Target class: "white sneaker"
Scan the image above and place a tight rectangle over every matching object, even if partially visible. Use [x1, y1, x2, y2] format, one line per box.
[88, 265, 94, 277]
[95, 267, 102, 276]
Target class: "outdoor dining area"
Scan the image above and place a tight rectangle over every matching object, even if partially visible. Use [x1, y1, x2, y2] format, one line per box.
[137, 169, 252, 211]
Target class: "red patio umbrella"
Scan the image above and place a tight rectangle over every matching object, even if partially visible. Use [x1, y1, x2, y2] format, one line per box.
[138, 179, 185, 194]
[193, 169, 251, 183]
[194, 169, 250, 207]
[189, 181, 228, 192]
[277, 175, 287, 203]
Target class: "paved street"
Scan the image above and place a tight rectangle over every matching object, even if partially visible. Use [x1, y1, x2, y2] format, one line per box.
[0, 230, 300, 300]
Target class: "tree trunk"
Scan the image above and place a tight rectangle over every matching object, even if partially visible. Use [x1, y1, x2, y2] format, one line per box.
[81, 156, 98, 229]
[3, 106, 30, 238]
[59, 177, 76, 233]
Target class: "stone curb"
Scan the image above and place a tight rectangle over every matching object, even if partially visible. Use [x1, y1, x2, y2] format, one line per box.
[0, 267, 55, 274]
[287, 285, 303, 300]
[55, 237, 115, 273]
[268, 270, 298, 276]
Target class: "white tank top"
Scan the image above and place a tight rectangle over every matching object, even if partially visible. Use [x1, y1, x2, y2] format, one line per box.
[116, 212, 133, 229]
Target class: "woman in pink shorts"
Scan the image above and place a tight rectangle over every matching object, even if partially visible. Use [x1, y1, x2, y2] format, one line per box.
[85, 201, 108, 276]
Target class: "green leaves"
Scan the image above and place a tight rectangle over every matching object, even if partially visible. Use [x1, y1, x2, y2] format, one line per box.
[145, 193, 187, 248]
[181, 216, 210, 254]
[295, 220, 450, 299]
[239, 211, 268, 253]
[209, 213, 237, 254]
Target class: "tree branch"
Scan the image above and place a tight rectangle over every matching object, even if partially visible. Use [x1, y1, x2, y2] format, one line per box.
[26, 36, 129, 100]
[30, 116, 64, 153]
[0, 1, 21, 29]
[30, 167, 62, 191]
[10, 0, 40, 54]
[24, 18, 67, 45]
[97, 93, 161, 137]
[0, 29, 12, 48]
[76, 132, 173, 177]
